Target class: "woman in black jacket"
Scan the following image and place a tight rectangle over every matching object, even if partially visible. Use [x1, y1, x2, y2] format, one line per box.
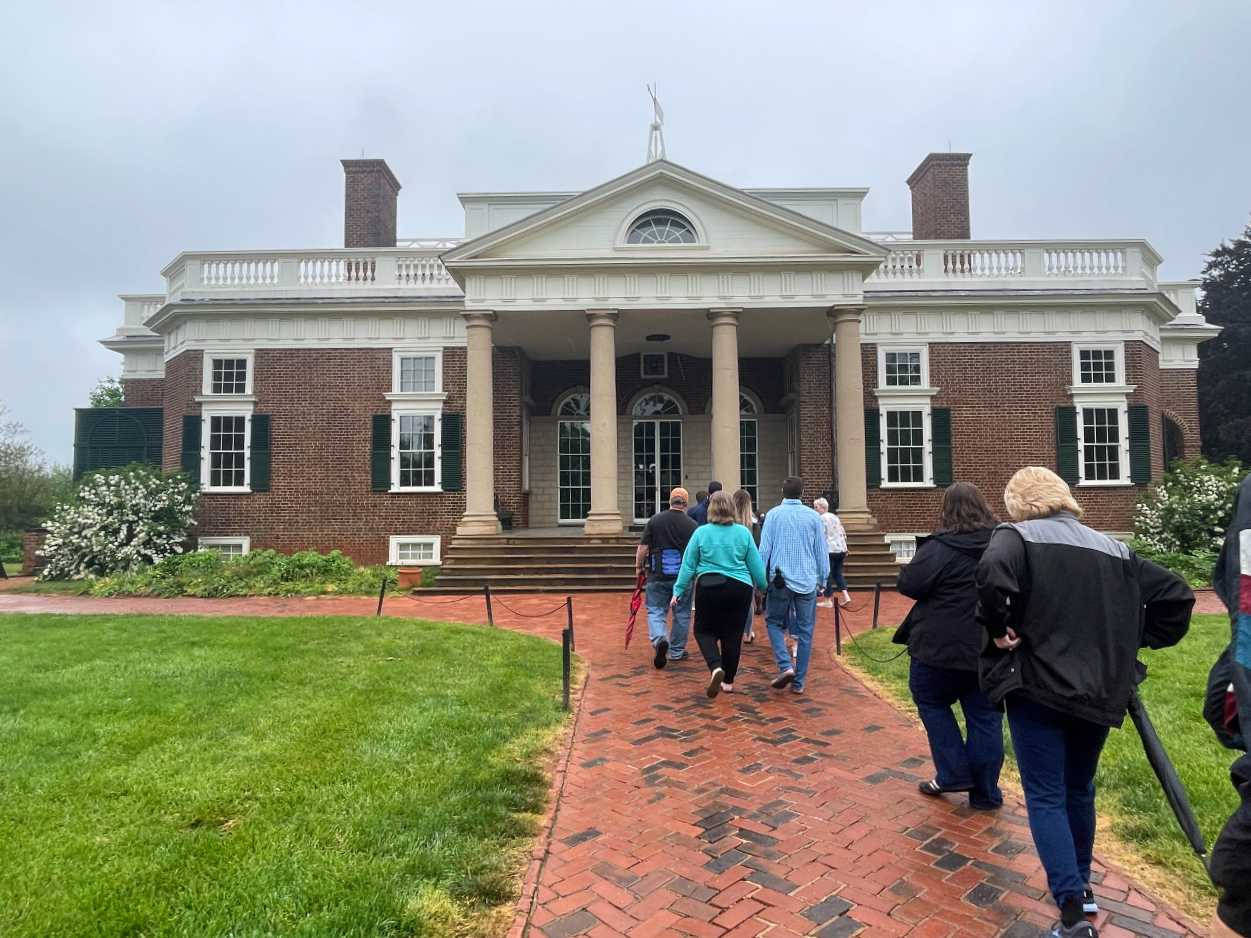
[977, 467, 1192, 938]
[894, 482, 1003, 811]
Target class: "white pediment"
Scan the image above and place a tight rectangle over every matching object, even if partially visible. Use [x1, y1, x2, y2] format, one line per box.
[443, 161, 887, 267]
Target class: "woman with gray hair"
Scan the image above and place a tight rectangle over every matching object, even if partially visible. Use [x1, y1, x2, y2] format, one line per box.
[977, 466, 1193, 938]
[814, 496, 850, 609]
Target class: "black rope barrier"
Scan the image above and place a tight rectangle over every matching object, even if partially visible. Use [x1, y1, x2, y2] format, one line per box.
[491, 596, 573, 619]
[411, 592, 482, 605]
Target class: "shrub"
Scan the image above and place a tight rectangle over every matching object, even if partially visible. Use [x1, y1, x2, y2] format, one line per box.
[86, 548, 397, 597]
[1132, 456, 1246, 555]
[38, 465, 198, 580]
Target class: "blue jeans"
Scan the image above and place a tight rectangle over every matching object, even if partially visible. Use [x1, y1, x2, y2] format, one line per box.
[645, 578, 690, 658]
[765, 585, 816, 689]
[908, 659, 1004, 809]
[823, 552, 848, 596]
[1005, 694, 1110, 910]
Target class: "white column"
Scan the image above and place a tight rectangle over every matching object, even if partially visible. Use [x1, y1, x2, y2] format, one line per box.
[584, 309, 623, 535]
[832, 307, 873, 527]
[456, 311, 501, 535]
[708, 307, 741, 493]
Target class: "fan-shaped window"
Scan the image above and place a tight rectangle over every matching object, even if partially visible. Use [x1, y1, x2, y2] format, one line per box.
[557, 392, 590, 418]
[740, 394, 758, 417]
[626, 209, 697, 245]
[632, 392, 682, 417]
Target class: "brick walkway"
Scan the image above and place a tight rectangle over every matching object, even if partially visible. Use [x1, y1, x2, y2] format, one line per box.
[0, 584, 1210, 937]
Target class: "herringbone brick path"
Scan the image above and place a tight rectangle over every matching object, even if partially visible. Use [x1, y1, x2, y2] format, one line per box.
[0, 584, 1208, 936]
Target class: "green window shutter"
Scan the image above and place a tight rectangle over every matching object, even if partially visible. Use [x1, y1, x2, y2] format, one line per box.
[864, 408, 881, 489]
[1128, 404, 1151, 484]
[442, 412, 463, 492]
[371, 415, 391, 492]
[1055, 407, 1079, 486]
[250, 414, 271, 492]
[181, 415, 201, 485]
[931, 408, 953, 487]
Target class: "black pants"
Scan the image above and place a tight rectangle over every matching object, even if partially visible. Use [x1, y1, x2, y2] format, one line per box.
[1212, 753, 1251, 935]
[693, 577, 754, 683]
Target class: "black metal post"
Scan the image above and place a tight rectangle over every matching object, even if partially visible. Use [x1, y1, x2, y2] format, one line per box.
[566, 596, 575, 652]
[484, 584, 494, 627]
[376, 570, 388, 617]
[562, 627, 572, 711]
[834, 596, 843, 655]
[872, 581, 882, 629]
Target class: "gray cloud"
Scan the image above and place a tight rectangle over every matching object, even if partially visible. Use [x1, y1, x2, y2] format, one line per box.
[3, 0, 1248, 464]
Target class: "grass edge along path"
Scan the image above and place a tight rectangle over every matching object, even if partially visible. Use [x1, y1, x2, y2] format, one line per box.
[0, 612, 572, 938]
[840, 612, 1239, 925]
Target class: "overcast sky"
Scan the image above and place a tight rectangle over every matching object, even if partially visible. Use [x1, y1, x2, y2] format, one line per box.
[2, 0, 1248, 465]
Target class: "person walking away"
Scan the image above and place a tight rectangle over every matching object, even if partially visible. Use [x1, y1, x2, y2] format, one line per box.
[977, 467, 1193, 938]
[635, 487, 697, 669]
[814, 497, 851, 609]
[1209, 470, 1251, 938]
[671, 490, 767, 698]
[893, 482, 1003, 810]
[731, 488, 760, 643]
[687, 480, 721, 525]
[759, 476, 829, 695]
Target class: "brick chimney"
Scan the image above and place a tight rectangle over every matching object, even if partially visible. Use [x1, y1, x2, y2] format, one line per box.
[906, 153, 971, 240]
[341, 159, 401, 248]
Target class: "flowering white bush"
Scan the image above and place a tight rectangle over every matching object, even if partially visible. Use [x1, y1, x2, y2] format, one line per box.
[39, 465, 198, 580]
[1132, 456, 1246, 555]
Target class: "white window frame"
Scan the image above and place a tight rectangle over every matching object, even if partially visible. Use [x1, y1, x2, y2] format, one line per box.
[390, 406, 443, 493]
[879, 404, 934, 489]
[197, 536, 251, 556]
[200, 401, 254, 493]
[884, 534, 920, 564]
[1071, 342, 1125, 387]
[640, 352, 668, 380]
[201, 350, 255, 397]
[1074, 396, 1132, 487]
[388, 535, 441, 566]
[877, 344, 929, 389]
[390, 348, 444, 398]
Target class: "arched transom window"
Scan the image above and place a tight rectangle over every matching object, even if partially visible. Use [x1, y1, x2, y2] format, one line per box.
[557, 392, 590, 418]
[626, 209, 697, 245]
[740, 394, 758, 417]
[632, 391, 682, 417]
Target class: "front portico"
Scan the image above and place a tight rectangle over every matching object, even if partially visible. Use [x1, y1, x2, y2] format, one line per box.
[440, 159, 886, 535]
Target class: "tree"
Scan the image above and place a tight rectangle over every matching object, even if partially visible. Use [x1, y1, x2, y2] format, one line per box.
[0, 403, 72, 532]
[88, 376, 124, 408]
[1198, 221, 1251, 463]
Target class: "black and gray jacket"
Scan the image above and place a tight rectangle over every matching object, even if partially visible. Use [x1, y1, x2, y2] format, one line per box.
[893, 528, 994, 672]
[976, 511, 1194, 727]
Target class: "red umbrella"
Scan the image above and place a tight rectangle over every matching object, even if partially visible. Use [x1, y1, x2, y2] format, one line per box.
[625, 571, 646, 649]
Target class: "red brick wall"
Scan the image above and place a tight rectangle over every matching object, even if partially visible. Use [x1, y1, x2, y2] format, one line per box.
[1160, 369, 1201, 456]
[907, 153, 972, 240]
[164, 346, 472, 564]
[122, 378, 165, 406]
[863, 341, 1164, 534]
[342, 160, 399, 248]
[21, 529, 48, 576]
[493, 347, 527, 528]
[795, 345, 834, 501]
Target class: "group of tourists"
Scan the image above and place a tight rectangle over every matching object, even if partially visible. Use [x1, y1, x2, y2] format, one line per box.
[635, 475, 847, 699]
[634, 464, 1251, 938]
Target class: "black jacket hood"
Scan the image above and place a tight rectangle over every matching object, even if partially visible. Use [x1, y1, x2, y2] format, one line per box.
[926, 528, 994, 558]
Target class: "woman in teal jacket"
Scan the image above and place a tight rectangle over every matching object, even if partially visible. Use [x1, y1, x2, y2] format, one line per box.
[671, 490, 768, 697]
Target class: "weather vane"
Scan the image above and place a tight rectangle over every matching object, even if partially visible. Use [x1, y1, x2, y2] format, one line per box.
[646, 83, 665, 162]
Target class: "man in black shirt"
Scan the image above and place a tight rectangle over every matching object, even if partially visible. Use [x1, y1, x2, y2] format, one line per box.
[687, 480, 721, 525]
[637, 487, 698, 669]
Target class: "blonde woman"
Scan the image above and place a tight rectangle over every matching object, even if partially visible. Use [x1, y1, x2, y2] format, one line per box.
[977, 467, 1193, 938]
[731, 488, 759, 643]
[671, 491, 767, 698]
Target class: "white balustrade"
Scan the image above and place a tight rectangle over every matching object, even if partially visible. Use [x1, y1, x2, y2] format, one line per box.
[396, 254, 456, 287]
[943, 247, 1024, 278]
[876, 249, 924, 280]
[1042, 247, 1125, 277]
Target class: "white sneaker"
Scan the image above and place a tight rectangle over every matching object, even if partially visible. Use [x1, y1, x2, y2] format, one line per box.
[816, 599, 834, 608]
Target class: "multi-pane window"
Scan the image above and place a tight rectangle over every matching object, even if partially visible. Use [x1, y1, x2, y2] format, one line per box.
[884, 350, 923, 387]
[557, 393, 591, 522]
[739, 394, 758, 506]
[211, 358, 248, 395]
[398, 355, 437, 393]
[397, 414, 437, 489]
[885, 410, 926, 484]
[208, 415, 247, 488]
[199, 538, 248, 557]
[1082, 407, 1122, 482]
[396, 540, 435, 563]
[1078, 348, 1117, 385]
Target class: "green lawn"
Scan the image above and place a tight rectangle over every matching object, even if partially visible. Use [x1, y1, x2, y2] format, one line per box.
[2, 561, 20, 577]
[0, 614, 570, 938]
[843, 613, 1240, 914]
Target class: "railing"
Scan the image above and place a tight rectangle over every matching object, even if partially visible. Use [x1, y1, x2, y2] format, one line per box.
[163, 248, 462, 301]
[868, 240, 1158, 290]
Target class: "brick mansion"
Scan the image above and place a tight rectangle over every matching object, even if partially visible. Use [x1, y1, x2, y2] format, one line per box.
[85, 150, 1219, 585]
